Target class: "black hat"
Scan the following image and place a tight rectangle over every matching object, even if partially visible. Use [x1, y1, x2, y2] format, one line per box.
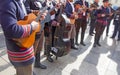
[74, 1, 82, 5]
[103, 0, 109, 2]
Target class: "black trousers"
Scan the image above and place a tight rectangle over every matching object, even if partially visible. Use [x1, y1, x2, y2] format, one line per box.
[94, 22, 106, 44]
[75, 18, 87, 43]
[106, 19, 112, 35]
[89, 19, 96, 34]
[51, 26, 56, 47]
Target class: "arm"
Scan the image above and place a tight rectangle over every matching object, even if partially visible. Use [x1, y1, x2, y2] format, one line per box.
[0, 1, 32, 39]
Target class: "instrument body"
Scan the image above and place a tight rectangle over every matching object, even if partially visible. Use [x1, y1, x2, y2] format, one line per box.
[14, 6, 49, 48]
[14, 13, 40, 48]
[52, 4, 71, 57]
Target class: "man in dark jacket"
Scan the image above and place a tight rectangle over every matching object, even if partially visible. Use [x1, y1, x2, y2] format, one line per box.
[75, 0, 89, 46]
[89, 0, 99, 36]
[93, 0, 110, 47]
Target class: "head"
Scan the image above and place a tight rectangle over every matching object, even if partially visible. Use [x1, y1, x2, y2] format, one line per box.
[47, 0, 52, 1]
[103, 0, 109, 8]
[67, 0, 74, 2]
[94, 0, 99, 3]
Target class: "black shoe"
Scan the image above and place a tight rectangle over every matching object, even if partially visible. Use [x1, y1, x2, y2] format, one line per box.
[93, 43, 96, 47]
[118, 39, 120, 41]
[110, 36, 114, 39]
[89, 33, 93, 36]
[33, 72, 36, 75]
[71, 45, 78, 50]
[34, 63, 47, 69]
[75, 43, 80, 46]
[80, 42, 86, 46]
[106, 34, 108, 36]
[47, 56, 54, 62]
[97, 43, 101, 46]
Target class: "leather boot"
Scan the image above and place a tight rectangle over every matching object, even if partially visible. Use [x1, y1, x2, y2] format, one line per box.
[71, 39, 78, 50]
[96, 37, 101, 46]
[80, 34, 86, 46]
[34, 52, 47, 69]
[46, 45, 53, 62]
[75, 32, 79, 46]
[93, 43, 96, 47]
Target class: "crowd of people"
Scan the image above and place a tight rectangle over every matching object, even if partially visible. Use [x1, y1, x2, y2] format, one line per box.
[0, 0, 120, 75]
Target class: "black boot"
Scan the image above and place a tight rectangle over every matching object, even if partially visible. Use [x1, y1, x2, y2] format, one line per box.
[75, 32, 80, 46]
[71, 39, 78, 50]
[93, 35, 97, 47]
[80, 34, 86, 46]
[93, 43, 96, 47]
[96, 37, 101, 46]
[34, 52, 47, 69]
[80, 42, 86, 46]
[96, 43, 101, 46]
[33, 72, 36, 75]
[46, 45, 54, 62]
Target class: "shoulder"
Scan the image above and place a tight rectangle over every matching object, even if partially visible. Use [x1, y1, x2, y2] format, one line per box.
[0, 0, 17, 12]
[65, 2, 70, 6]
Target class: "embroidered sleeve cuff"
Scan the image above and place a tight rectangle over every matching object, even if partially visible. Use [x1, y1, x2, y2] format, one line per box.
[21, 25, 32, 38]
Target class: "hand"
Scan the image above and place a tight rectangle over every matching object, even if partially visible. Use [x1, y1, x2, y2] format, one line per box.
[40, 11, 48, 20]
[89, 7, 94, 11]
[30, 21, 39, 31]
[101, 14, 106, 17]
[51, 20, 59, 26]
[70, 14, 75, 19]
[55, 3, 61, 9]
[31, 10, 39, 15]
[110, 13, 113, 16]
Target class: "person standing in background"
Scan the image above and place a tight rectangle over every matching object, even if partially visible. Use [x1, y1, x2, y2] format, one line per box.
[89, 0, 99, 36]
[111, 7, 120, 41]
[24, 0, 47, 69]
[93, 0, 110, 47]
[106, 3, 114, 36]
[65, 0, 78, 50]
[74, 0, 89, 46]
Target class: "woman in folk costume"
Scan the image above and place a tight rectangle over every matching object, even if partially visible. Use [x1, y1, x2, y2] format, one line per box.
[0, 0, 40, 75]
[93, 0, 110, 47]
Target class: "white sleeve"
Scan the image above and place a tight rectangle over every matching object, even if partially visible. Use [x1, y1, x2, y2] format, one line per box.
[34, 1, 42, 9]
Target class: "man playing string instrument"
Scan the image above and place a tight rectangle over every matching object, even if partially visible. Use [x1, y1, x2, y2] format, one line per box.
[65, 0, 78, 50]
[89, 0, 100, 36]
[0, 0, 44, 75]
[74, 0, 89, 46]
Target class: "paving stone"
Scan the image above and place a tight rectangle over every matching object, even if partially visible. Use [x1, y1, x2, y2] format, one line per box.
[70, 61, 99, 75]
[49, 68, 70, 75]
[105, 69, 118, 75]
[0, 58, 15, 75]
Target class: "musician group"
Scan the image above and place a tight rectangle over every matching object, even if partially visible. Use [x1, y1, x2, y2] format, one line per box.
[0, 0, 120, 75]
